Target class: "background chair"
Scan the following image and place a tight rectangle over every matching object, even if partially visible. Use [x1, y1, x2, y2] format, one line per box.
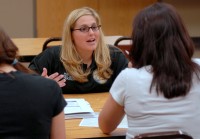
[133, 130, 193, 139]
[114, 36, 132, 58]
[114, 36, 200, 59]
[42, 37, 62, 51]
[191, 37, 200, 49]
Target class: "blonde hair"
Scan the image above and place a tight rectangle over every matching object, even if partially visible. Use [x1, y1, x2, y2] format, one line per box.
[61, 7, 112, 82]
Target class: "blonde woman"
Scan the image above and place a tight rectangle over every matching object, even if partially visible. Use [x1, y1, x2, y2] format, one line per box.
[29, 7, 128, 94]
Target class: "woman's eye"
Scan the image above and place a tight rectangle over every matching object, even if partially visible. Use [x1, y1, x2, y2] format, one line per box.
[80, 27, 88, 32]
[91, 26, 97, 30]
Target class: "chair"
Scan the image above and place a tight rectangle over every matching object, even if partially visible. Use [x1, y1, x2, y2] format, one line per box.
[133, 130, 193, 139]
[42, 37, 62, 51]
[114, 36, 132, 58]
[191, 36, 200, 49]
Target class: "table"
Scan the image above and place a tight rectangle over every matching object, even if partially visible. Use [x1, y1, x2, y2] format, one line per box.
[64, 92, 127, 138]
[12, 38, 47, 56]
[12, 36, 122, 57]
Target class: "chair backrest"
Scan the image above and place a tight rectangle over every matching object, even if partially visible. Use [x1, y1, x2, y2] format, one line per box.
[191, 36, 200, 49]
[114, 36, 200, 59]
[42, 37, 62, 51]
[133, 130, 193, 139]
[114, 36, 132, 58]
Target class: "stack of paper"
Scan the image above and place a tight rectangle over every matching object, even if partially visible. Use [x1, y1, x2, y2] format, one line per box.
[64, 98, 97, 119]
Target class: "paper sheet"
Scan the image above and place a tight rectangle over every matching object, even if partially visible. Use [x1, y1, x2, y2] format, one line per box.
[64, 98, 95, 119]
[80, 114, 128, 128]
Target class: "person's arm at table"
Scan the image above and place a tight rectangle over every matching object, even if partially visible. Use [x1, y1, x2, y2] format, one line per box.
[50, 110, 66, 139]
[98, 94, 125, 134]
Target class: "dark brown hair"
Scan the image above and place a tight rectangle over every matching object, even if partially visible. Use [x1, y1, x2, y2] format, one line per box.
[0, 27, 35, 74]
[129, 2, 200, 99]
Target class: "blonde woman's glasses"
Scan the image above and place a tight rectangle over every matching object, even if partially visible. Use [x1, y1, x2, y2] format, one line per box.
[72, 25, 101, 33]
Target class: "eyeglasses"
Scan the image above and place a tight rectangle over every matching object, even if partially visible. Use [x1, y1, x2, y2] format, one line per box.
[72, 25, 101, 33]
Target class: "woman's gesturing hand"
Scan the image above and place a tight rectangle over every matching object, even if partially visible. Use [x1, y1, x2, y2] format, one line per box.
[41, 68, 66, 87]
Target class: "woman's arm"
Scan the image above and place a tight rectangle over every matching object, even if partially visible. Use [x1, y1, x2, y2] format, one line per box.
[98, 94, 125, 134]
[50, 110, 66, 139]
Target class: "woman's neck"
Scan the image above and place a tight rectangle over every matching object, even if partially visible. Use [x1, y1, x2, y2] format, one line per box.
[82, 57, 92, 67]
[79, 52, 93, 68]
[0, 64, 16, 73]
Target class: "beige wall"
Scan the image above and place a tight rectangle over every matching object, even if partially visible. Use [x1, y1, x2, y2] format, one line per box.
[0, 0, 35, 38]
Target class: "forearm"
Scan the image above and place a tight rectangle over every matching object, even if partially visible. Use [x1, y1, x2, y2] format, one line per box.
[98, 95, 125, 134]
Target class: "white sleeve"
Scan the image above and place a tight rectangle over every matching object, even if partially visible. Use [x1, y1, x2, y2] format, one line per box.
[193, 58, 200, 65]
[109, 69, 127, 106]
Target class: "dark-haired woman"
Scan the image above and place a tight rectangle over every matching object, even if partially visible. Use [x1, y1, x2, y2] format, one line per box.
[0, 27, 66, 139]
[99, 2, 200, 139]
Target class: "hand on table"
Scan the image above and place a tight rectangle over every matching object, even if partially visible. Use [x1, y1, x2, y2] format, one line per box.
[41, 68, 66, 87]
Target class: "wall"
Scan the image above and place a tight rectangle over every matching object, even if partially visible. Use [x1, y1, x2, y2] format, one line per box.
[36, 0, 157, 37]
[0, 0, 199, 38]
[163, 0, 200, 37]
[0, 0, 35, 38]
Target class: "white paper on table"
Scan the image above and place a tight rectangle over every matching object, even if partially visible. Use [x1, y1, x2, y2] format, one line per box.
[64, 98, 94, 114]
[65, 112, 98, 119]
[79, 114, 128, 128]
[64, 98, 95, 119]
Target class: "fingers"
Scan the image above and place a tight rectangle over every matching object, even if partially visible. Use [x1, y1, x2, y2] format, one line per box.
[48, 72, 60, 80]
[49, 73, 66, 87]
[41, 68, 48, 77]
[57, 79, 66, 87]
[41, 69, 66, 87]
